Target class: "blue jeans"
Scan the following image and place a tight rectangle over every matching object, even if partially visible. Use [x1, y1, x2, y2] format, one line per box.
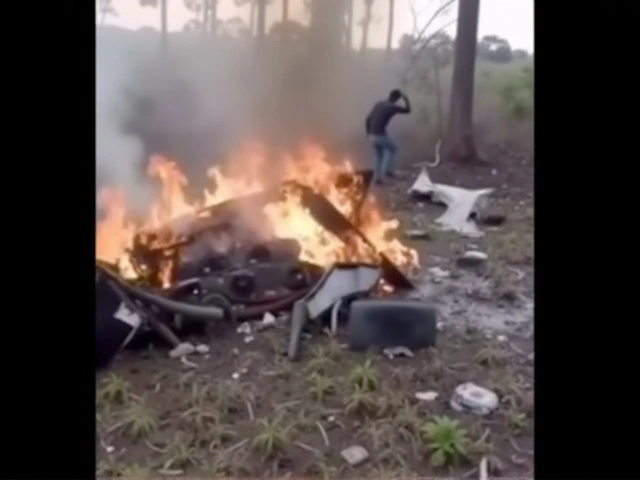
[368, 134, 397, 182]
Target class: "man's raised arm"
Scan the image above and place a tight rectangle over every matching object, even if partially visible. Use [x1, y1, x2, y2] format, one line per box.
[397, 93, 412, 114]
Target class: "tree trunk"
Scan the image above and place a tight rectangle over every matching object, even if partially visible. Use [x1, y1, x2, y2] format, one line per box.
[256, 0, 267, 47]
[203, 0, 209, 35]
[385, 0, 394, 59]
[360, 0, 372, 53]
[432, 56, 443, 138]
[250, 1, 256, 35]
[160, 0, 168, 52]
[210, 0, 218, 35]
[309, 0, 347, 58]
[282, 0, 288, 22]
[444, 0, 481, 163]
[346, 0, 353, 50]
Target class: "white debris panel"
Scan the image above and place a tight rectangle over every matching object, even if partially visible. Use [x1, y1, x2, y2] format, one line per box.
[408, 167, 494, 237]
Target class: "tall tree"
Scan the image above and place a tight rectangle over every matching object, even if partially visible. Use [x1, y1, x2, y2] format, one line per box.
[282, 0, 289, 22]
[97, 0, 118, 25]
[256, 0, 267, 41]
[139, 0, 168, 51]
[444, 0, 481, 163]
[385, 0, 394, 58]
[160, 0, 168, 51]
[309, 0, 348, 58]
[359, 0, 374, 53]
[345, 0, 353, 50]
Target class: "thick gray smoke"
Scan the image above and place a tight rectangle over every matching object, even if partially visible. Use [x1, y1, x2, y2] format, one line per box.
[95, 26, 402, 215]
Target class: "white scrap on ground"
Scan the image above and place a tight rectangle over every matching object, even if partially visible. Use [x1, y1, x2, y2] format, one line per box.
[415, 391, 439, 402]
[169, 342, 196, 358]
[408, 166, 494, 237]
[450, 382, 499, 415]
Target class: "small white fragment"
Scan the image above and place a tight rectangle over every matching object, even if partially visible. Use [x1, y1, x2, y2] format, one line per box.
[383, 346, 414, 359]
[415, 391, 439, 402]
[244, 335, 255, 344]
[262, 312, 276, 326]
[231, 372, 240, 380]
[340, 445, 369, 466]
[436, 321, 445, 331]
[237, 322, 252, 335]
[496, 335, 507, 343]
[232, 348, 240, 355]
[427, 266, 450, 280]
[180, 356, 198, 369]
[450, 382, 499, 416]
[327, 415, 336, 422]
[100, 439, 115, 454]
[195, 344, 210, 354]
[458, 250, 489, 267]
[169, 343, 196, 358]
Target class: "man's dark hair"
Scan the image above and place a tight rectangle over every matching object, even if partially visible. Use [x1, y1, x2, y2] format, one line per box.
[388, 89, 402, 102]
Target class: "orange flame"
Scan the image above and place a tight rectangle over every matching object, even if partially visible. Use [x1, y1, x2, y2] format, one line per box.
[96, 142, 418, 284]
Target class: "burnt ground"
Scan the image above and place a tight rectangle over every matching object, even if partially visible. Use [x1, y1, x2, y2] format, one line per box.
[96, 148, 534, 478]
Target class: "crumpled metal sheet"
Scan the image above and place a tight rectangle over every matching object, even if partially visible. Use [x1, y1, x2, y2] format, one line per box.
[408, 167, 493, 237]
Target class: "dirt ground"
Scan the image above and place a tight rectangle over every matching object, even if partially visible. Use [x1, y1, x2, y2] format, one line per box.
[96, 148, 534, 478]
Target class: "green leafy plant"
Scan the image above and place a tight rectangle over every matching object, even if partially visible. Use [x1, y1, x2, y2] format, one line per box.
[307, 373, 337, 402]
[348, 359, 379, 392]
[96, 457, 125, 477]
[309, 456, 338, 480]
[181, 384, 219, 430]
[507, 410, 529, 433]
[306, 345, 337, 374]
[420, 416, 470, 468]
[206, 418, 238, 451]
[499, 67, 533, 120]
[122, 397, 158, 440]
[344, 386, 378, 417]
[393, 400, 421, 434]
[252, 417, 291, 458]
[160, 433, 200, 470]
[119, 463, 152, 477]
[97, 373, 130, 405]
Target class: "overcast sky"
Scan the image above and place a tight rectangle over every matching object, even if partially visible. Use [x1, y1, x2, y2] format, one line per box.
[102, 0, 534, 52]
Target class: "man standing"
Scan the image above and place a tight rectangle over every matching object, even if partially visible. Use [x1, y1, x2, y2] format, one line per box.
[365, 89, 411, 184]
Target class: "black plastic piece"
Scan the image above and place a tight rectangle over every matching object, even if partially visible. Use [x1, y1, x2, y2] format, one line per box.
[348, 299, 437, 352]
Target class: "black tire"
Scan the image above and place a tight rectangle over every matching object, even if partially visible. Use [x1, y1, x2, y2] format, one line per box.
[348, 299, 437, 352]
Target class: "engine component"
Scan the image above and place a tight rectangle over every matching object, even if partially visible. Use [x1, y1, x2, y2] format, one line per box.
[229, 269, 257, 297]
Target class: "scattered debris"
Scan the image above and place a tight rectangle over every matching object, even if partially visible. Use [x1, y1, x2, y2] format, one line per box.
[244, 335, 255, 344]
[259, 312, 276, 329]
[237, 322, 252, 335]
[427, 266, 450, 283]
[408, 167, 494, 236]
[415, 391, 439, 402]
[169, 343, 196, 358]
[348, 299, 437, 351]
[405, 229, 432, 240]
[383, 346, 414, 359]
[180, 356, 198, 369]
[195, 344, 210, 354]
[496, 335, 507, 343]
[479, 456, 488, 480]
[340, 445, 369, 466]
[450, 382, 499, 416]
[231, 367, 249, 380]
[457, 251, 489, 268]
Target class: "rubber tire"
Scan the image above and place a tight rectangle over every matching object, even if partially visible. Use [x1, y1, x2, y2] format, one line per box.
[348, 299, 437, 352]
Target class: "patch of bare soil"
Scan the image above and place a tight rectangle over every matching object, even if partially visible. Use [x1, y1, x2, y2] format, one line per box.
[96, 150, 534, 478]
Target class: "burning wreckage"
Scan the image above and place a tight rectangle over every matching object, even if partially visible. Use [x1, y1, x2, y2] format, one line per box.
[96, 145, 438, 369]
